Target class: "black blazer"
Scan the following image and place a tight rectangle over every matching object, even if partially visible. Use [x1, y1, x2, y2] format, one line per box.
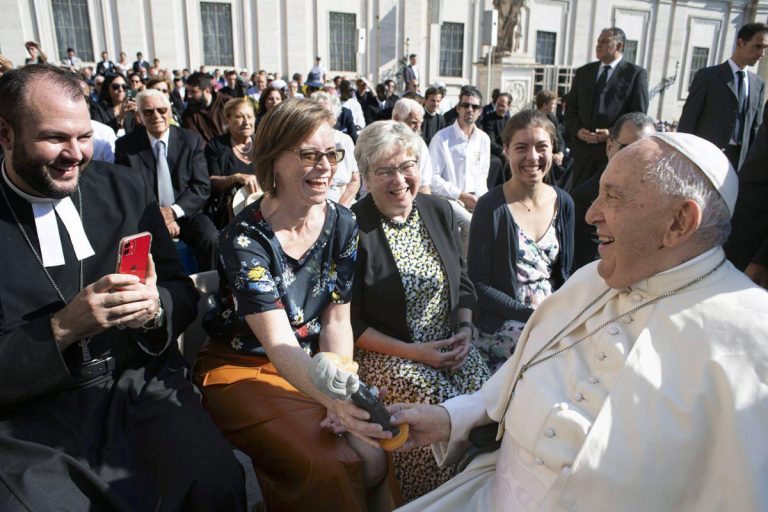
[335, 107, 358, 142]
[565, 59, 649, 137]
[678, 62, 765, 169]
[350, 193, 476, 343]
[115, 125, 211, 219]
[725, 108, 768, 269]
[571, 171, 601, 271]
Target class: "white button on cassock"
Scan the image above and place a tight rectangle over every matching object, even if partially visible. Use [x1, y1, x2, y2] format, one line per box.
[544, 428, 556, 438]
[534, 457, 544, 465]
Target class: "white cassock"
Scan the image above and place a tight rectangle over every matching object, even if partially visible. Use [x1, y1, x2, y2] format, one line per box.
[398, 247, 768, 511]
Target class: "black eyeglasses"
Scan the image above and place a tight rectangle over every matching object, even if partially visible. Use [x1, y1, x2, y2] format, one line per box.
[111, 83, 129, 91]
[291, 148, 345, 166]
[371, 160, 418, 179]
[141, 107, 169, 117]
[459, 102, 481, 111]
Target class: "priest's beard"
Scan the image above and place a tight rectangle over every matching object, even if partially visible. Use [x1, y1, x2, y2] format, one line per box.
[11, 142, 90, 199]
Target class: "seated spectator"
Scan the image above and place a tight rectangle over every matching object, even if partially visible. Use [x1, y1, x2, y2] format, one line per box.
[115, 89, 219, 271]
[61, 47, 81, 70]
[93, 72, 137, 135]
[195, 99, 391, 511]
[351, 121, 490, 501]
[468, 110, 574, 372]
[422, 86, 446, 146]
[0, 63, 244, 511]
[255, 85, 284, 124]
[182, 71, 232, 143]
[147, 77, 182, 125]
[204, 98, 260, 229]
[309, 92, 361, 206]
[392, 98, 434, 194]
[339, 79, 366, 130]
[128, 71, 145, 93]
[95, 50, 115, 76]
[221, 69, 246, 98]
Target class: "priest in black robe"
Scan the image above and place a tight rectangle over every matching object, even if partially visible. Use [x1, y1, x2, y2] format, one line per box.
[0, 64, 245, 510]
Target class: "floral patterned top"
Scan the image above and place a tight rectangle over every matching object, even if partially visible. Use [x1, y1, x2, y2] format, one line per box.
[204, 197, 359, 356]
[380, 206, 452, 344]
[515, 216, 560, 309]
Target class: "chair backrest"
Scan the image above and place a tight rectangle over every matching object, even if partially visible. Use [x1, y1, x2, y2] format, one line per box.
[178, 270, 219, 365]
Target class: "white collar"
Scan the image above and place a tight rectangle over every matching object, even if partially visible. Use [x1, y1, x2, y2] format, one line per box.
[728, 58, 747, 74]
[2, 160, 95, 267]
[599, 56, 623, 70]
[147, 128, 170, 149]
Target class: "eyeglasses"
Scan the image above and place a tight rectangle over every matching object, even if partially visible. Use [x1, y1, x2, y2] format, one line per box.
[371, 160, 418, 179]
[459, 102, 482, 111]
[154, 88, 169, 94]
[141, 107, 169, 117]
[111, 83, 129, 91]
[291, 148, 345, 166]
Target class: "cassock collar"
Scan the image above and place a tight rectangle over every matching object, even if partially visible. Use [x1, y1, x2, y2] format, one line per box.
[629, 246, 723, 296]
[2, 160, 95, 267]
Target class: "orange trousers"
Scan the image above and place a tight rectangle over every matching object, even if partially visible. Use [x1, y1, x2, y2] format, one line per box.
[194, 346, 394, 512]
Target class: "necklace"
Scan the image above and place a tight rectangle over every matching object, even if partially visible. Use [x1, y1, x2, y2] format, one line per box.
[232, 136, 254, 157]
[0, 183, 93, 360]
[507, 184, 537, 212]
[510, 257, 727, 398]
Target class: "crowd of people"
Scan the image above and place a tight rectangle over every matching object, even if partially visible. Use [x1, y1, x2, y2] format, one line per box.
[0, 22, 767, 512]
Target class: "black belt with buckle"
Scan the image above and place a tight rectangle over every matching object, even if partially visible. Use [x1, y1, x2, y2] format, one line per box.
[70, 356, 116, 382]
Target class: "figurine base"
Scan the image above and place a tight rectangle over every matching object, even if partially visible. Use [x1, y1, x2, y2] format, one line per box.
[379, 423, 409, 451]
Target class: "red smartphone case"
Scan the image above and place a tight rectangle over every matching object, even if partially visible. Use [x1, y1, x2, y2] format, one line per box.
[117, 232, 152, 283]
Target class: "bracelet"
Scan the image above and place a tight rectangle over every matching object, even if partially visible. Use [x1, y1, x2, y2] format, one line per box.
[456, 321, 474, 333]
[142, 301, 165, 331]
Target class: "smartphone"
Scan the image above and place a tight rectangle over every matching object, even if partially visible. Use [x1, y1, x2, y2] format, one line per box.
[117, 232, 152, 283]
[126, 88, 136, 100]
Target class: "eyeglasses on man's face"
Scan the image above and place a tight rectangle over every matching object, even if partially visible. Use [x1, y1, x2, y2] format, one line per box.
[459, 102, 481, 111]
[291, 148, 345, 166]
[371, 160, 418, 179]
[142, 106, 169, 117]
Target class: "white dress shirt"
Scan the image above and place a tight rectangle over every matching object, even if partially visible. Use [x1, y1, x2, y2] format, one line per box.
[146, 130, 184, 219]
[428, 122, 491, 199]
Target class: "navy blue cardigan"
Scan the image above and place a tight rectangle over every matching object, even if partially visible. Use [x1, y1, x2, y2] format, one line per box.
[467, 185, 574, 333]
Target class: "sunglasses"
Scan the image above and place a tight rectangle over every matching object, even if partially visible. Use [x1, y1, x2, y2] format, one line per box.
[111, 83, 129, 91]
[291, 148, 345, 166]
[459, 102, 481, 111]
[371, 160, 418, 179]
[141, 107, 169, 117]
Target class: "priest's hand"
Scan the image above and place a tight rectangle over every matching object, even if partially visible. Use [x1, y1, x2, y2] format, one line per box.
[50, 256, 160, 349]
[119, 254, 161, 330]
[389, 403, 451, 451]
[159, 206, 180, 238]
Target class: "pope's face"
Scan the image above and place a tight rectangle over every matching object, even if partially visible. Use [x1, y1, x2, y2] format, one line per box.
[586, 139, 678, 288]
[0, 81, 93, 198]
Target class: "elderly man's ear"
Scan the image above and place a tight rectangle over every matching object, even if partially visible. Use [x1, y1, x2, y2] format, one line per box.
[0, 116, 14, 150]
[663, 199, 703, 248]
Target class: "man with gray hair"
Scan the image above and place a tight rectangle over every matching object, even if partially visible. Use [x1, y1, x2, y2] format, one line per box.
[572, 111, 656, 270]
[391, 132, 768, 511]
[392, 97, 433, 194]
[116, 89, 218, 270]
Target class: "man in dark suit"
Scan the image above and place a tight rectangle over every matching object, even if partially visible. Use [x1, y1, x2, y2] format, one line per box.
[116, 89, 218, 271]
[725, 107, 768, 288]
[372, 83, 397, 120]
[132, 52, 150, 74]
[571, 112, 656, 271]
[564, 27, 649, 190]
[402, 54, 419, 92]
[95, 51, 115, 76]
[678, 22, 768, 170]
[478, 92, 512, 188]
[422, 86, 446, 145]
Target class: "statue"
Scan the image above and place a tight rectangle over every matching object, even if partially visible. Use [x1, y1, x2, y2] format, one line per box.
[494, 0, 528, 54]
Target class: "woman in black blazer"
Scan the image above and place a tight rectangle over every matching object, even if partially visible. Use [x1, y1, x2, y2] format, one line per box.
[468, 110, 574, 373]
[351, 121, 489, 502]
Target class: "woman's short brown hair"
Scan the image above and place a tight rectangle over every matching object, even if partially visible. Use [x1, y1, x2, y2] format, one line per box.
[253, 99, 334, 196]
[501, 109, 557, 148]
[223, 97, 253, 119]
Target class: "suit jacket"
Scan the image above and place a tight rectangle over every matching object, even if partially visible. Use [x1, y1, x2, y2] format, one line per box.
[350, 193, 476, 343]
[571, 171, 601, 271]
[115, 125, 211, 219]
[95, 60, 115, 76]
[564, 59, 649, 187]
[725, 108, 768, 268]
[335, 107, 358, 142]
[678, 62, 765, 169]
[478, 112, 510, 158]
[403, 65, 417, 87]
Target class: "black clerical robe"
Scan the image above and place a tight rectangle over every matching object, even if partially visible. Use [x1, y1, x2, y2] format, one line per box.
[0, 161, 244, 511]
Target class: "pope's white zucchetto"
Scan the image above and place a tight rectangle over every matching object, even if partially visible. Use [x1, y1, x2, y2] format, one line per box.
[650, 132, 738, 217]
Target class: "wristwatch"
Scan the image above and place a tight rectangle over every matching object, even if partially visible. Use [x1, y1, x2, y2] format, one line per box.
[455, 321, 475, 336]
[142, 301, 166, 331]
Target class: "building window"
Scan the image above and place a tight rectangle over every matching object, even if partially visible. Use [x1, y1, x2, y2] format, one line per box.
[689, 47, 710, 88]
[535, 31, 556, 65]
[624, 40, 638, 65]
[329, 12, 357, 72]
[201, 2, 234, 66]
[440, 22, 464, 77]
[51, 0, 94, 62]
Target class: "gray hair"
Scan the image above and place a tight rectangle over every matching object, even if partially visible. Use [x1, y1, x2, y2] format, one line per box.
[354, 120, 422, 177]
[602, 27, 627, 48]
[610, 112, 655, 140]
[392, 98, 422, 121]
[136, 88, 170, 111]
[644, 151, 731, 248]
[309, 90, 341, 118]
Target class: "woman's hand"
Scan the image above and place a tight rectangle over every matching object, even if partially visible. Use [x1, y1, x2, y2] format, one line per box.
[328, 398, 393, 449]
[411, 337, 465, 369]
[388, 403, 452, 451]
[446, 328, 473, 371]
[235, 173, 260, 194]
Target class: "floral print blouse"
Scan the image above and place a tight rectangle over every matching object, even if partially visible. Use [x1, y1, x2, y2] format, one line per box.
[515, 217, 560, 309]
[204, 197, 359, 356]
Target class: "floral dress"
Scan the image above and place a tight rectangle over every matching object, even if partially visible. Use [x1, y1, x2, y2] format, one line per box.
[355, 206, 490, 502]
[475, 216, 560, 373]
[204, 197, 358, 355]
